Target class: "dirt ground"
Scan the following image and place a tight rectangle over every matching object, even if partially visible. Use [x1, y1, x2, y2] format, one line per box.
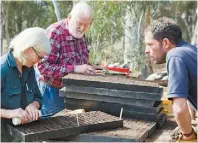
[146, 116, 177, 142]
[146, 116, 198, 142]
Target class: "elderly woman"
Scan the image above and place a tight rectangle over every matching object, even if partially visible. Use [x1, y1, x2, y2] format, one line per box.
[0, 27, 51, 141]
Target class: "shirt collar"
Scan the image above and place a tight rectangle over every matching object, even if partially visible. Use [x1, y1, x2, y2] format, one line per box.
[176, 40, 188, 47]
[7, 49, 17, 68]
[7, 49, 30, 80]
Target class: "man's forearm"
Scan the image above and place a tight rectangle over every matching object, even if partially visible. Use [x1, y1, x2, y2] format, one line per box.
[172, 98, 192, 134]
[37, 63, 75, 79]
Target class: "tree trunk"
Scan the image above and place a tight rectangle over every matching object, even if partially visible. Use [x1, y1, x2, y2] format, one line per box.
[0, 1, 4, 55]
[52, 0, 61, 21]
[124, 8, 138, 70]
[191, 7, 198, 47]
[5, 2, 10, 50]
[145, 8, 154, 75]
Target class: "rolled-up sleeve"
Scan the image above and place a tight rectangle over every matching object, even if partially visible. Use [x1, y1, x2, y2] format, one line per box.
[37, 34, 75, 79]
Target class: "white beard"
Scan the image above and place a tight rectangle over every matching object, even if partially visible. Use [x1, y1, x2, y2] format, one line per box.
[69, 24, 84, 39]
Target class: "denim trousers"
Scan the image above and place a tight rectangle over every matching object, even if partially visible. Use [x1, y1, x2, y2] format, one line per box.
[35, 72, 65, 117]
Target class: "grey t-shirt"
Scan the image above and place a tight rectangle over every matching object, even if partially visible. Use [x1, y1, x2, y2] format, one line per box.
[166, 40, 197, 109]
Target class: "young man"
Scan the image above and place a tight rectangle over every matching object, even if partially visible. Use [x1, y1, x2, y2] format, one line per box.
[35, 2, 95, 115]
[144, 17, 197, 141]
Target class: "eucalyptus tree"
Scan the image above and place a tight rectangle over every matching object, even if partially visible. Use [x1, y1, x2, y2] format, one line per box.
[0, 0, 3, 55]
[129, 1, 196, 76]
[1, 1, 48, 54]
[1, 0, 73, 54]
[52, 0, 61, 21]
[86, 1, 197, 76]
[87, 1, 126, 64]
[1, 0, 196, 69]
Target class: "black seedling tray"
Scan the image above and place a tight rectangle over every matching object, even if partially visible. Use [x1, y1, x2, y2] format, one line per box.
[7, 111, 123, 142]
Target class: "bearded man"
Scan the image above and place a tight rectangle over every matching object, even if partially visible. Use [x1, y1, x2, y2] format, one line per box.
[35, 2, 95, 115]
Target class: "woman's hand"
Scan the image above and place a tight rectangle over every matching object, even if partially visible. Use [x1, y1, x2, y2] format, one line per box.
[13, 108, 29, 124]
[25, 101, 40, 122]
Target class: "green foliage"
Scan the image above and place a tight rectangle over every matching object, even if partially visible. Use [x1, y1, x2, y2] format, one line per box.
[86, 1, 126, 64]
[2, 1, 73, 38]
[2, 0, 197, 71]
[2, 1, 47, 37]
[87, 1, 126, 47]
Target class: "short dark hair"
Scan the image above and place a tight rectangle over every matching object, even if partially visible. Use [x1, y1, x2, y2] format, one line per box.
[145, 17, 182, 45]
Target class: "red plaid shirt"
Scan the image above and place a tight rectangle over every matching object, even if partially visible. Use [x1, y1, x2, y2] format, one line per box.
[37, 19, 89, 88]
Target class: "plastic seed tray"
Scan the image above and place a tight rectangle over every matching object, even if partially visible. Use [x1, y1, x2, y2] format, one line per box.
[66, 102, 163, 122]
[62, 85, 162, 101]
[56, 118, 156, 142]
[62, 74, 163, 93]
[6, 111, 123, 142]
[65, 98, 162, 114]
[62, 92, 158, 107]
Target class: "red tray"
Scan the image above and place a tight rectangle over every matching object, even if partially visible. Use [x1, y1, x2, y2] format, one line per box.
[105, 67, 130, 74]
